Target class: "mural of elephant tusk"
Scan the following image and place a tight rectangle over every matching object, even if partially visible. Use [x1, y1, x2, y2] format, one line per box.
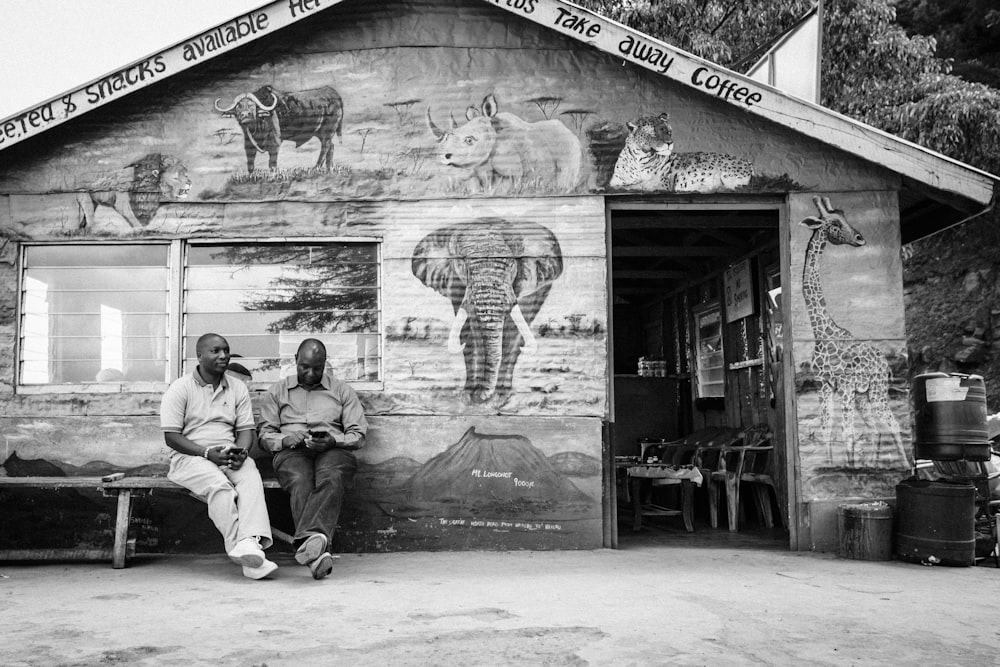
[448, 307, 469, 354]
[510, 303, 537, 354]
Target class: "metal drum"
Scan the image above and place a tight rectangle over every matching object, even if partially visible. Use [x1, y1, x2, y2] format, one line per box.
[911, 372, 990, 461]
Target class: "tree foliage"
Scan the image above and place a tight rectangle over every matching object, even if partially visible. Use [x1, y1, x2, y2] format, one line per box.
[574, 0, 813, 67]
[894, 0, 1000, 87]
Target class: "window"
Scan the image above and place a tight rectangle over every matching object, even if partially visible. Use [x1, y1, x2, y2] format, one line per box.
[19, 244, 170, 385]
[693, 301, 724, 398]
[183, 242, 381, 385]
[18, 240, 382, 390]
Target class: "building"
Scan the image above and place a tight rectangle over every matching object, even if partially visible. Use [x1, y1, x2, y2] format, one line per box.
[1, 0, 997, 554]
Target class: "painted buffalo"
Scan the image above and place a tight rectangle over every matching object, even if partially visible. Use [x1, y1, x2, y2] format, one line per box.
[214, 84, 344, 172]
[427, 94, 581, 192]
[412, 219, 564, 404]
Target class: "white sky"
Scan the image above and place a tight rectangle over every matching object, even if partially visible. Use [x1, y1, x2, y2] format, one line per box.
[0, 0, 268, 119]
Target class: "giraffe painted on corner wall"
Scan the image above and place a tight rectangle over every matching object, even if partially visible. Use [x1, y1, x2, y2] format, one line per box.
[800, 196, 910, 468]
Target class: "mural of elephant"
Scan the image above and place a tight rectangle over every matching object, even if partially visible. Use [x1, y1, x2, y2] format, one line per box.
[412, 219, 564, 404]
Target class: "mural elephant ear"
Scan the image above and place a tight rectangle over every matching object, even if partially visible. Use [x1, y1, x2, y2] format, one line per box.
[412, 219, 564, 405]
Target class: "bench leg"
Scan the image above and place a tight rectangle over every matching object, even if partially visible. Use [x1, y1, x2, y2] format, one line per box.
[113, 489, 132, 569]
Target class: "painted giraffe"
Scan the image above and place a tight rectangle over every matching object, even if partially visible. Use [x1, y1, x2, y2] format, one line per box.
[800, 196, 910, 468]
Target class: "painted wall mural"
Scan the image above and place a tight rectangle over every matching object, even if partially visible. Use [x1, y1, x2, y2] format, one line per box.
[0, 0, 896, 213]
[0, 0, 913, 553]
[789, 192, 910, 502]
[800, 196, 908, 468]
[76, 153, 191, 233]
[411, 219, 563, 405]
[426, 94, 581, 193]
[213, 84, 344, 172]
[1, 416, 604, 552]
[608, 113, 754, 192]
[348, 422, 602, 551]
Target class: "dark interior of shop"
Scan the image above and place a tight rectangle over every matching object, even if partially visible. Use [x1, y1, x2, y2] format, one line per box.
[609, 206, 788, 546]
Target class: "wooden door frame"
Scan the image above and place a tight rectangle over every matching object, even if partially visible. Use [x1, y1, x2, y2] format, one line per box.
[603, 197, 798, 549]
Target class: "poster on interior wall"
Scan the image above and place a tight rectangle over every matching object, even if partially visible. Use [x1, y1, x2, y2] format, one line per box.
[788, 192, 911, 501]
[723, 258, 754, 323]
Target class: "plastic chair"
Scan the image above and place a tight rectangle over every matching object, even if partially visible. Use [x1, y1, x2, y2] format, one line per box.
[702, 424, 776, 532]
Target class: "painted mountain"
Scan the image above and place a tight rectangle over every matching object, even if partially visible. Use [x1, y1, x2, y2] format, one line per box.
[403, 426, 592, 503]
[548, 451, 601, 476]
[1, 452, 168, 478]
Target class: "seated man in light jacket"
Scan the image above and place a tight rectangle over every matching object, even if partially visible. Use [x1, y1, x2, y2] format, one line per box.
[161, 332, 277, 579]
[258, 338, 367, 580]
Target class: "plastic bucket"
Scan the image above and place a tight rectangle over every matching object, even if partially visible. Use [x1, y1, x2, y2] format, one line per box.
[837, 501, 893, 561]
[911, 373, 989, 461]
[895, 478, 975, 566]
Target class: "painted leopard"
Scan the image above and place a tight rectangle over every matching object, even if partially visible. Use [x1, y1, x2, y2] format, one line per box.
[609, 113, 753, 192]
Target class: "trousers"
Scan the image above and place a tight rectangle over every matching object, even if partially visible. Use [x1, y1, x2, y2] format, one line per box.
[273, 446, 357, 545]
[167, 454, 273, 553]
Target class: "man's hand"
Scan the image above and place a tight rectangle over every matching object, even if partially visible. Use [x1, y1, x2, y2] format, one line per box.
[305, 431, 334, 452]
[204, 446, 225, 466]
[225, 447, 247, 470]
[278, 432, 310, 452]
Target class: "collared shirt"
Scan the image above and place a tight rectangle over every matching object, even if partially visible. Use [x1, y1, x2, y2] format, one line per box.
[160, 368, 255, 451]
[258, 372, 367, 451]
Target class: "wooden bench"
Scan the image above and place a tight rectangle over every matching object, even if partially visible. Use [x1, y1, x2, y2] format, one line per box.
[0, 476, 113, 563]
[0, 474, 290, 569]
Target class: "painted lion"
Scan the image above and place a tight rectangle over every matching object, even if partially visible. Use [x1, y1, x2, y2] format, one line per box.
[77, 153, 191, 229]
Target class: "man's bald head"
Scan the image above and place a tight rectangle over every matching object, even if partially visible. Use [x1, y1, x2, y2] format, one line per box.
[296, 338, 327, 388]
[296, 338, 326, 359]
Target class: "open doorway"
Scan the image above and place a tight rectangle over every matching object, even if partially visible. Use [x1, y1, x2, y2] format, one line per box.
[608, 204, 790, 549]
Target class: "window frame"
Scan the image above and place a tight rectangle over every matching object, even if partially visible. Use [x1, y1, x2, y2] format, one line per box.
[16, 237, 384, 394]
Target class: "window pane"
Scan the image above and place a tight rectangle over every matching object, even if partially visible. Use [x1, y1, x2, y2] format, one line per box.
[186, 311, 376, 335]
[25, 267, 167, 292]
[186, 264, 377, 290]
[24, 291, 169, 314]
[22, 358, 168, 384]
[183, 242, 381, 384]
[187, 244, 376, 266]
[182, 333, 380, 384]
[20, 245, 169, 385]
[184, 288, 378, 313]
[27, 245, 167, 267]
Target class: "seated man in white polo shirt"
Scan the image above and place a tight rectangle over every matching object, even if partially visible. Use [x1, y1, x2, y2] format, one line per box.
[160, 332, 277, 579]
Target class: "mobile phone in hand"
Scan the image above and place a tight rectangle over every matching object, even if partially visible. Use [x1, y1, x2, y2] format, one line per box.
[308, 431, 329, 439]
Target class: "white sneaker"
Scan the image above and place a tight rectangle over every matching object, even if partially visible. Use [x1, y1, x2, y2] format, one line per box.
[242, 558, 278, 580]
[228, 537, 265, 568]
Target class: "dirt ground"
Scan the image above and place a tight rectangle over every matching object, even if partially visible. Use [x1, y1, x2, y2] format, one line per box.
[1, 542, 998, 666]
